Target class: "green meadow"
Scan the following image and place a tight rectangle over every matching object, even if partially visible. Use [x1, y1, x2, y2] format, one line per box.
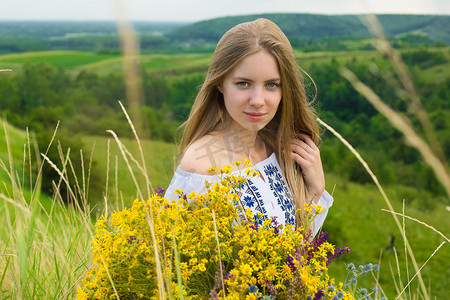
[0, 51, 211, 77]
[0, 48, 395, 73]
[2, 47, 448, 80]
[0, 51, 119, 69]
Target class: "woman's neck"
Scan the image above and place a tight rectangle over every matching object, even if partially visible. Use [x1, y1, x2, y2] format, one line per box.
[213, 125, 268, 163]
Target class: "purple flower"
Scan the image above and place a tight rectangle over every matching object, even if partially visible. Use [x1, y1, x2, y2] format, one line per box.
[213, 263, 225, 290]
[286, 255, 295, 270]
[313, 289, 325, 300]
[154, 186, 165, 197]
[249, 224, 258, 230]
[224, 272, 236, 281]
[264, 280, 278, 296]
[127, 235, 139, 244]
[327, 246, 350, 266]
[210, 290, 218, 300]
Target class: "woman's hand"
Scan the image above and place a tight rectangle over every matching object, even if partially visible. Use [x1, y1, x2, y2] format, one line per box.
[290, 133, 325, 204]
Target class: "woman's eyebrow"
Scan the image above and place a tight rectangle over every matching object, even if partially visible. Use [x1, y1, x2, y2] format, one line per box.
[231, 76, 281, 82]
[231, 76, 252, 81]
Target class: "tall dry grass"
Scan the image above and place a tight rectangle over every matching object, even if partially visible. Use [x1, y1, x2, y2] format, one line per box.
[0, 120, 93, 298]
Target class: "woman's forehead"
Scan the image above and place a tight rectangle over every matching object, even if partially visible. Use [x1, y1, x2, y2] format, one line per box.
[225, 50, 281, 80]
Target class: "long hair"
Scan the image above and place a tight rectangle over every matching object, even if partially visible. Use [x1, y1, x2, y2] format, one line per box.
[179, 18, 319, 230]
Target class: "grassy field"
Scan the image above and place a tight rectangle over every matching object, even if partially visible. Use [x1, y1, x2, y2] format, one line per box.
[0, 48, 436, 71]
[0, 50, 211, 77]
[0, 51, 119, 69]
[2, 47, 448, 84]
[324, 172, 449, 297]
[1, 48, 448, 86]
[81, 134, 178, 208]
[1, 119, 449, 298]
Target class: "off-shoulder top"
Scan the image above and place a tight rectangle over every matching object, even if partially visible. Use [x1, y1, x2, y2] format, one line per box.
[164, 153, 333, 237]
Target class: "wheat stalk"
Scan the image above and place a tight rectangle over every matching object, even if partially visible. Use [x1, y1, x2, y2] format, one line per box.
[396, 242, 446, 300]
[340, 68, 450, 200]
[381, 209, 450, 244]
[317, 117, 430, 300]
[360, 14, 446, 164]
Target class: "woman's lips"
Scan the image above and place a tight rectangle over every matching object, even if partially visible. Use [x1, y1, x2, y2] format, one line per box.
[245, 112, 266, 121]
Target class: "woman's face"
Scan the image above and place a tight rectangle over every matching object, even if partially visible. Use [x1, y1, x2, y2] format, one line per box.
[219, 50, 282, 133]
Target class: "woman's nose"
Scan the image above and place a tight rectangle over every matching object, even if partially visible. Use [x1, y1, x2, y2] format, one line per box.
[249, 87, 264, 107]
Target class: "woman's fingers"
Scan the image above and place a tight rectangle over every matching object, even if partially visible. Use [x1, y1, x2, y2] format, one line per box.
[290, 136, 325, 204]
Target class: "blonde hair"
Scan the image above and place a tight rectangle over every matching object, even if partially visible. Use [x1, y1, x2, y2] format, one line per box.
[179, 18, 319, 230]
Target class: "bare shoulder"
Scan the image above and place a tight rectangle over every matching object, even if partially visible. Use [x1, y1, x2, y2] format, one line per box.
[179, 134, 223, 175]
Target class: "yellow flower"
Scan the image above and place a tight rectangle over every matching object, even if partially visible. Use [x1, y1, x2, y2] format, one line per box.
[281, 264, 291, 277]
[225, 165, 233, 173]
[246, 293, 257, 300]
[314, 205, 324, 214]
[245, 169, 260, 177]
[198, 263, 206, 272]
[233, 160, 242, 167]
[187, 191, 197, 199]
[230, 269, 239, 278]
[245, 209, 254, 220]
[240, 263, 253, 276]
[265, 264, 278, 280]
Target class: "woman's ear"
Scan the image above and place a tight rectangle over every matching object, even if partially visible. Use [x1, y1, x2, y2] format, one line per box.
[217, 83, 223, 93]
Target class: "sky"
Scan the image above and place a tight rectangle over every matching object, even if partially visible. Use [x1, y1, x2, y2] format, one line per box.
[1, 0, 448, 22]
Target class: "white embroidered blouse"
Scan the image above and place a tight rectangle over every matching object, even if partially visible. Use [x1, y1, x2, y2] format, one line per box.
[164, 153, 333, 237]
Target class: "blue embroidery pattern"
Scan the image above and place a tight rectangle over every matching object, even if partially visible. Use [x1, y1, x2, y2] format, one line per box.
[263, 164, 295, 225]
[234, 162, 295, 227]
[237, 178, 268, 223]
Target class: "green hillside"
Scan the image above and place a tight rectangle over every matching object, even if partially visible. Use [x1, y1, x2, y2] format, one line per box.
[169, 14, 450, 44]
[81, 135, 178, 201]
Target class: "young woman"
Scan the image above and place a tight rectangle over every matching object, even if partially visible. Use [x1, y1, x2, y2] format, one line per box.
[165, 18, 332, 237]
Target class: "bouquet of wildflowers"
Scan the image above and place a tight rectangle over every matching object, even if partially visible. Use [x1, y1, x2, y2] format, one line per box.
[77, 161, 357, 299]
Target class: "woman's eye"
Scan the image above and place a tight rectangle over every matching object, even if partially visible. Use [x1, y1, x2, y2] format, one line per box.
[237, 82, 249, 87]
[266, 83, 278, 88]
